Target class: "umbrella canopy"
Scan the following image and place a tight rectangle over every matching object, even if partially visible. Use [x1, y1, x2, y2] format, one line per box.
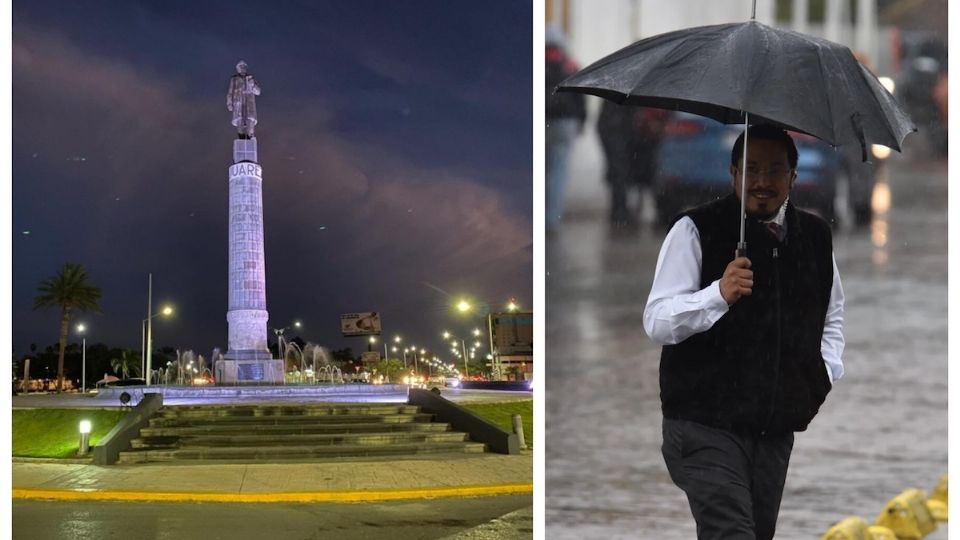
[557, 20, 915, 158]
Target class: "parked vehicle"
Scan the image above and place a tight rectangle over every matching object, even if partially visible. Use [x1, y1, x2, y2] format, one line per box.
[653, 113, 863, 227]
[894, 30, 947, 157]
[103, 378, 146, 387]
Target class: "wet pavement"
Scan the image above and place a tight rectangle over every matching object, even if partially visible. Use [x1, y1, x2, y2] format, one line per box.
[545, 151, 947, 539]
[12, 388, 533, 537]
[13, 495, 531, 540]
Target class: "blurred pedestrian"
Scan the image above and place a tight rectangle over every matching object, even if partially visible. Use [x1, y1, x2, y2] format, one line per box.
[597, 102, 668, 228]
[643, 125, 845, 539]
[545, 24, 585, 231]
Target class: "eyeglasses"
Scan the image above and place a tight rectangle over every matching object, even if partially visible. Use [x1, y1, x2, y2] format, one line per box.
[737, 166, 794, 180]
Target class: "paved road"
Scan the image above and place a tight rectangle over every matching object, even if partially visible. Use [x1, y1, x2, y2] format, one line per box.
[13, 495, 531, 540]
[545, 149, 948, 539]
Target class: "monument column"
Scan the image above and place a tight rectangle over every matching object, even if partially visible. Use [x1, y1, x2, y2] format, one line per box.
[219, 60, 282, 383]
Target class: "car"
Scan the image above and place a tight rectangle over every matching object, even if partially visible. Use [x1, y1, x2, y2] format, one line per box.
[894, 30, 947, 157]
[104, 378, 146, 387]
[653, 112, 850, 227]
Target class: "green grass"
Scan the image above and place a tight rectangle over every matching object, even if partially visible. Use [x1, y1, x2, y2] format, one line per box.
[12, 409, 126, 459]
[460, 400, 533, 449]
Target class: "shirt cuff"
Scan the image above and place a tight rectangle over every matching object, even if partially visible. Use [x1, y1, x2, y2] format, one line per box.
[706, 279, 731, 312]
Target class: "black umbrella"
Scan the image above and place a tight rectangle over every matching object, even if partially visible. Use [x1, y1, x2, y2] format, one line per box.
[556, 13, 915, 252]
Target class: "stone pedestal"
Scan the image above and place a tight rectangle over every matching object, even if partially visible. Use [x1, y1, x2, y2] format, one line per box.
[222, 137, 281, 383]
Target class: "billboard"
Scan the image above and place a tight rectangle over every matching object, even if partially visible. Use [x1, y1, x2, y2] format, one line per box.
[360, 351, 381, 365]
[340, 312, 382, 336]
[491, 312, 533, 355]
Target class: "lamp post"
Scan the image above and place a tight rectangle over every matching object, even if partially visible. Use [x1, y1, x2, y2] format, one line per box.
[273, 328, 286, 360]
[443, 330, 470, 378]
[453, 297, 518, 381]
[76, 323, 87, 393]
[143, 300, 174, 386]
[271, 320, 302, 364]
[146, 273, 152, 385]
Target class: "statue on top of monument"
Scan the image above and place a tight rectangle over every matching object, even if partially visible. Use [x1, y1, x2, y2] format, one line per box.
[226, 60, 261, 139]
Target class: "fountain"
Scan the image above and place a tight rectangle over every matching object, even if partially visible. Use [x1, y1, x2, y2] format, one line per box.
[316, 364, 345, 384]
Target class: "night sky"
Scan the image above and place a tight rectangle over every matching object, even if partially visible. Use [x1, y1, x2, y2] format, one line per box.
[12, 1, 532, 360]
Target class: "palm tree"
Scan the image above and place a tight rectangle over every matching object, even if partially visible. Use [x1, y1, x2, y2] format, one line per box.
[33, 262, 102, 392]
[110, 350, 141, 380]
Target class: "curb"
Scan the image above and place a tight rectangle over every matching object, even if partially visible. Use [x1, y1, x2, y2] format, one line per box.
[12, 457, 94, 465]
[12, 483, 533, 504]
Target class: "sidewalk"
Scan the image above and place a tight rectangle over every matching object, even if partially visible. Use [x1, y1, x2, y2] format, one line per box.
[12, 452, 532, 503]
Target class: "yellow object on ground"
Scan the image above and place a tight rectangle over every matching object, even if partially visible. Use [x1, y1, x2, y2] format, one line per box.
[865, 525, 898, 540]
[874, 488, 938, 540]
[929, 474, 948, 505]
[821, 516, 870, 540]
[926, 499, 947, 522]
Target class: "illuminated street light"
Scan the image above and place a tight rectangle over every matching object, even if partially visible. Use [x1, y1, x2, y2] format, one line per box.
[507, 299, 519, 312]
[76, 324, 87, 393]
[143, 271, 175, 386]
[457, 300, 472, 313]
[473, 328, 481, 337]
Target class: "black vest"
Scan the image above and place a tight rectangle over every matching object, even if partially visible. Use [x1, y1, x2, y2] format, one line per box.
[659, 194, 835, 434]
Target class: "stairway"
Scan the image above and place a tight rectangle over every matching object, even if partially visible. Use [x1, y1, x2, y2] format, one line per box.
[116, 403, 485, 463]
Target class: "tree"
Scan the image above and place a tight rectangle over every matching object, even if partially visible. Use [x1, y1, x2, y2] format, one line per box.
[110, 350, 142, 380]
[375, 358, 405, 383]
[33, 262, 102, 392]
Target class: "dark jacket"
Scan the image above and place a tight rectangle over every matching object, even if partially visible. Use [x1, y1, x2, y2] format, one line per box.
[659, 194, 834, 434]
[546, 45, 586, 123]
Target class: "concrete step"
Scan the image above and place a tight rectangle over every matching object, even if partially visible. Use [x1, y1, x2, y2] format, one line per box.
[129, 431, 468, 449]
[148, 413, 433, 428]
[159, 404, 421, 418]
[140, 421, 452, 438]
[116, 441, 487, 464]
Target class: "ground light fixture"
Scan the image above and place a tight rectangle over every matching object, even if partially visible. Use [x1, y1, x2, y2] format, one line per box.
[78, 420, 92, 456]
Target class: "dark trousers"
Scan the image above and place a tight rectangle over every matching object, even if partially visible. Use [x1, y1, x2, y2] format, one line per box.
[661, 418, 794, 540]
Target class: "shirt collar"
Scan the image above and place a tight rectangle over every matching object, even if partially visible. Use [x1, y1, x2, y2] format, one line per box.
[760, 198, 789, 228]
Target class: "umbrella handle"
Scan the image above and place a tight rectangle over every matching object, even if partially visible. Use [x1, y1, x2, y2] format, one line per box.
[737, 242, 747, 258]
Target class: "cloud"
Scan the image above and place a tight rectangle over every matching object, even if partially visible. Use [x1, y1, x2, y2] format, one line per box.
[13, 20, 531, 349]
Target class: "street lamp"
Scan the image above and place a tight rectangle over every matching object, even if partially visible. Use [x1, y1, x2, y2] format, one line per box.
[144, 273, 176, 386]
[442, 330, 470, 378]
[272, 320, 303, 362]
[143, 305, 174, 384]
[507, 299, 520, 312]
[76, 323, 87, 393]
[368, 335, 377, 352]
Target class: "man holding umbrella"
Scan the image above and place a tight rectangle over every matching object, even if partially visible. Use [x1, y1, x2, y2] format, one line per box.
[642, 124, 845, 538]
[555, 7, 913, 535]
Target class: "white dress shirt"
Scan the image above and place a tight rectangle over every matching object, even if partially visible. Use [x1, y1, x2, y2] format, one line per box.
[643, 216, 845, 384]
